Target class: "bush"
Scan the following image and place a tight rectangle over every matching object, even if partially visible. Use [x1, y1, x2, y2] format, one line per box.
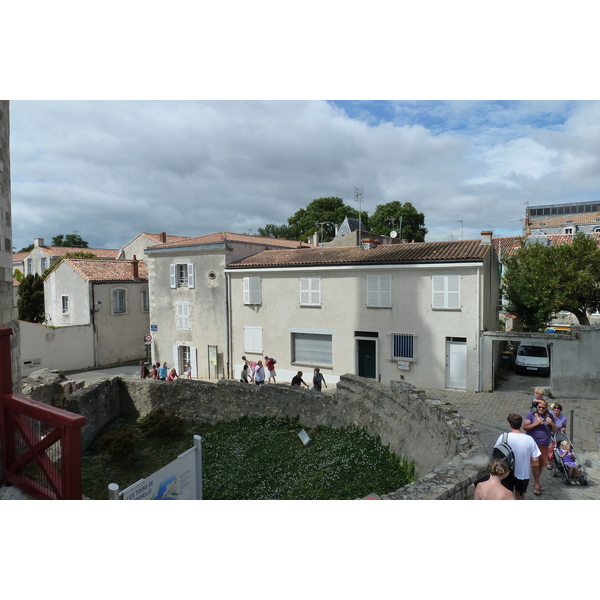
[139, 407, 186, 438]
[98, 426, 138, 461]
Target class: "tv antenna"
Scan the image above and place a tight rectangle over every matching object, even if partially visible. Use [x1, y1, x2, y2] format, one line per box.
[354, 187, 363, 245]
[317, 221, 333, 244]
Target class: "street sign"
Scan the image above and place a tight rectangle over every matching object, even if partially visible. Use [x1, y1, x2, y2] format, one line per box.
[144, 334, 152, 342]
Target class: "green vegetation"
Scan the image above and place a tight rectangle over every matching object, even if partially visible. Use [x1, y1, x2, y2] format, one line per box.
[82, 414, 414, 500]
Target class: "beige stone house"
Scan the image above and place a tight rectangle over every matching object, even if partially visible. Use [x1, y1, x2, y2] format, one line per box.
[226, 232, 500, 391]
[117, 232, 190, 262]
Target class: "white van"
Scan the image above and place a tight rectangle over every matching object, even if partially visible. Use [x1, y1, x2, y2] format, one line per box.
[514, 341, 550, 376]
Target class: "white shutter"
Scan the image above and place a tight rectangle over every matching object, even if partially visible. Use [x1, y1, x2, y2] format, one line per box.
[173, 345, 179, 374]
[310, 278, 320, 305]
[170, 264, 177, 288]
[190, 346, 198, 378]
[187, 264, 195, 288]
[177, 301, 190, 330]
[243, 277, 250, 304]
[250, 277, 262, 305]
[379, 275, 392, 307]
[432, 275, 460, 309]
[243, 326, 262, 352]
[432, 275, 445, 308]
[300, 278, 311, 305]
[447, 275, 460, 308]
[367, 275, 379, 307]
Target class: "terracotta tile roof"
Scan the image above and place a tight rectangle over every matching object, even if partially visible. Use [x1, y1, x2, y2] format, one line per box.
[529, 212, 600, 228]
[13, 277, 20, 287]
[12, 252, 28, 262]
[39, 246, 120, 259]
[493, 236, 522, 256]
[146, 232, 314, 251]
[61, 258, 148, 282]
[228, 238, 492, 268]
[545, 233, 600, 247]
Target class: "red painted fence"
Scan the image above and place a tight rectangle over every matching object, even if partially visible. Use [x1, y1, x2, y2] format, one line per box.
[0, 327, 86, 500]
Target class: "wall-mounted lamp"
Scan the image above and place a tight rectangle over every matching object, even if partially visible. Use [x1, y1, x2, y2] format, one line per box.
[94, 300, 102, 313]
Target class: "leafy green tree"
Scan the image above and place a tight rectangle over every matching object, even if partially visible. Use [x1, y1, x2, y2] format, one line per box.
[17, 274, 46, 323]
[13, 269, 24, 283]
[287, 197, 366, 242]
[18, 243, 34, 252]
[501, 233, 600, 330]
[369, 201, 427, 242]
[42, 251, 98, 278]
[51, 233, 89, 248]
[256, 224, 292, 239]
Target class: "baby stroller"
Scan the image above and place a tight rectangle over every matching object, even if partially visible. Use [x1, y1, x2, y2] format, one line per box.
[552, 431, 588, 486]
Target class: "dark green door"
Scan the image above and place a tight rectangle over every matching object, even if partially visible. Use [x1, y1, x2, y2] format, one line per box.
[357, 339, 377, 379]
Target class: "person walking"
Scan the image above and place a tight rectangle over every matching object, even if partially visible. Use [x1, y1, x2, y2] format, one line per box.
[473, 460, 514, 500]
[157, 362, 168, 381]
[291, 371, 309, 388]
[523, 399, 557, 495]
[493, 413, 541, 500]
[265, 356, 277, 383]
[254, 361, 265, 385]
[312, 367, 327, 391]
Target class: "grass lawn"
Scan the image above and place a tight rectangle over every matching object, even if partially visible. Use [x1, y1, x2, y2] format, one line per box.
[82, 413, 414, 500]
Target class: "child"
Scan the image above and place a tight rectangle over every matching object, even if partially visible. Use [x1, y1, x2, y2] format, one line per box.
[559, 440, 582, 484]
[185, 362, 192, 379]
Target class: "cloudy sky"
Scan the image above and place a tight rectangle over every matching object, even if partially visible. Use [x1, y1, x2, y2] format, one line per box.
[8, 99, 600, 251]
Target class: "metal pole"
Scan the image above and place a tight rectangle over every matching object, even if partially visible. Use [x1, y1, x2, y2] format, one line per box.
[108, 482, 120, 500]
[194, 434, 202, 500]
[570, 409, 574, 443]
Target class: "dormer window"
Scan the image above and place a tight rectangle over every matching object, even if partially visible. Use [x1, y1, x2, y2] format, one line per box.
[565, 227, 573, 235]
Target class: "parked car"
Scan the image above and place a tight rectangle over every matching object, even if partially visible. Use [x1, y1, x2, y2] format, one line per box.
[514, 341, 550, 376]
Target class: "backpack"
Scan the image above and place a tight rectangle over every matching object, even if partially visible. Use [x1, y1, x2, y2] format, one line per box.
[491, 432, 515, 471]
[271, 358, 276, 364]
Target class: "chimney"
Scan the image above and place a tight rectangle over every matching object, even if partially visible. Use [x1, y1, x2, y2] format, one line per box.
[132, 255, 139, 279]
[361, 238, 380, 250]
[481, 230, 493, 245]
[159, 232, 167, 243]
[34, 238, 44, 247]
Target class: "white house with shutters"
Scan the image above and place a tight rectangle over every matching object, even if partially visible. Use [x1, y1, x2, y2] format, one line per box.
[225, 232, 500, 391]
[143, 232, 313, 379]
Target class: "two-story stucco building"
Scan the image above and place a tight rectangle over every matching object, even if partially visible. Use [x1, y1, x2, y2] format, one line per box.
[225, 232, 500, 391]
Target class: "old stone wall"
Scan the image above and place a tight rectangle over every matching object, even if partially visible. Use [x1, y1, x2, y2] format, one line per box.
[64, 373, 489, 500]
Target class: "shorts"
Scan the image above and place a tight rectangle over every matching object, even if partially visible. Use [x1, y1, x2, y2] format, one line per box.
[268, 370, 276, 377]
[502, 472, 529, 495]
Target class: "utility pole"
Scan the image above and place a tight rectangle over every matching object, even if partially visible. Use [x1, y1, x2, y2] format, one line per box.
[354, 187, 363, 246]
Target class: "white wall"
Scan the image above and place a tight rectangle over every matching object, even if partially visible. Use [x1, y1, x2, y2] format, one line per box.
[19, 320, 95, 374]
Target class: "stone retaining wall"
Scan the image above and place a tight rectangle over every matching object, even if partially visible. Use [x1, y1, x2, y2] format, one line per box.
[65, 373, 490, 499]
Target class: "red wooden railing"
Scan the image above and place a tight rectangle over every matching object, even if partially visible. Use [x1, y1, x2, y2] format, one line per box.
[0, 327, 86, 500]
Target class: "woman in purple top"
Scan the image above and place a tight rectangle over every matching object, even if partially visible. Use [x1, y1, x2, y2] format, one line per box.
[523, 400, 557, 495]
[551, 403, 567, 432]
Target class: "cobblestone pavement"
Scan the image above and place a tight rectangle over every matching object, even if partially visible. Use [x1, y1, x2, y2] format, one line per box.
[423, 384, 600, 500]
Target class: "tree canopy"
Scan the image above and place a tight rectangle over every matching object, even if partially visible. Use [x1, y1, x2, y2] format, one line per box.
[17, 274, 46, 323]
[501, 233, 600, 330]
[51, 233, 89, 247]
[257, 197, 427, 243]
[368, 201, 427, 242]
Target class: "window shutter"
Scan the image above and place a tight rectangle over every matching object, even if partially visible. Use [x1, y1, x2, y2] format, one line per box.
[243, 277, 250, 304]
[190, 346, 198, 378]
[379, 275, 392, 307]
[310, 278, 320, 305]
[250, 277, 262, 305]
[170, 264, 177, 288]
[300, 278, 311, 305]
[447, 275, 460, 308]
[432, 275, 445, 308]
[177, 301, 190, 330]
[367, 275, 379, 307]
[173, 345, 179, 374]
[187, 264, 195, 288]
[243, 326, 262, 352]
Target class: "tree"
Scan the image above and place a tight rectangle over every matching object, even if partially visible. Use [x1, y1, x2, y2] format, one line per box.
[256, 224, 292, 239]
[501, 233, 600, 331]
[287, 197, 366, 242]
[42, 251, 98, 278]
[18, 243, 34, 252]
[17, 273, 46, 323]
[52, 233, 89, 248]
[369, 201, 427, 242]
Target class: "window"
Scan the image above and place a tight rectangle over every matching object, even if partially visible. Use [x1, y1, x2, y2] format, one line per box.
[392, 333, 414, 360]
[176, 301, 190, 330]
[366, 275, 392, 307]
[291, 330, 333, 366]
[243, 277, 262, 305]
[113, 289, 126, 314]
[61, 295, 69, 314]
[432, 275, 460, 309]
[170, 263, 195, 288]
[243, 326, 263, 353]
[142, 288, 149, 312]
[27, 258, 32, 274]
[565, 227, 573, 235]
[300, 277, 321, 306]
[41, 257, 47, 272]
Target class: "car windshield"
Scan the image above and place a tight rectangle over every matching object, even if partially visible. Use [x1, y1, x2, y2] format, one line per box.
[518, 345, 547, 357]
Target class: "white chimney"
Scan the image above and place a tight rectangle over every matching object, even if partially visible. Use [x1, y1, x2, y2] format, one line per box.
[481, 231, 493, 245]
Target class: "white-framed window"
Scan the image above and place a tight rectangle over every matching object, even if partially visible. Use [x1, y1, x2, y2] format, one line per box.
[170, 263, 195, 288]
[243, 277, 262, 305]
[565, 227, 573, 235]
[392, 333, 415, 360]
[366, 275, 392, 308]
[300, 277, 321, 306]
[141, 288, 149, 312]
[41, 257, 47, 272]
[432, 274, 460, 309]
[113, 289, 126, 314]
[243, 326, 263, 353]
[291, 329, 333, 366]
[27, 258, 32, 274]
[61, 295, 69, 314]
[176, 301, 190, 330]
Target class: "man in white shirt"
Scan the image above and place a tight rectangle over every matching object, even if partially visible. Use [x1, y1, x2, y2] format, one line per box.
[494, 413, 541, 500]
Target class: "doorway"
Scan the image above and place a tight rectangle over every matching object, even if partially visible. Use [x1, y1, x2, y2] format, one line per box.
[445, 337, 467, 390]
[357, 339, 377, 379]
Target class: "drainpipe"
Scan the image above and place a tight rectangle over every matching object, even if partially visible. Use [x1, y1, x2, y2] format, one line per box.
[476, 265, 482, 392]
[91, 283, 99, 367]
[225, 270, 231, 379]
